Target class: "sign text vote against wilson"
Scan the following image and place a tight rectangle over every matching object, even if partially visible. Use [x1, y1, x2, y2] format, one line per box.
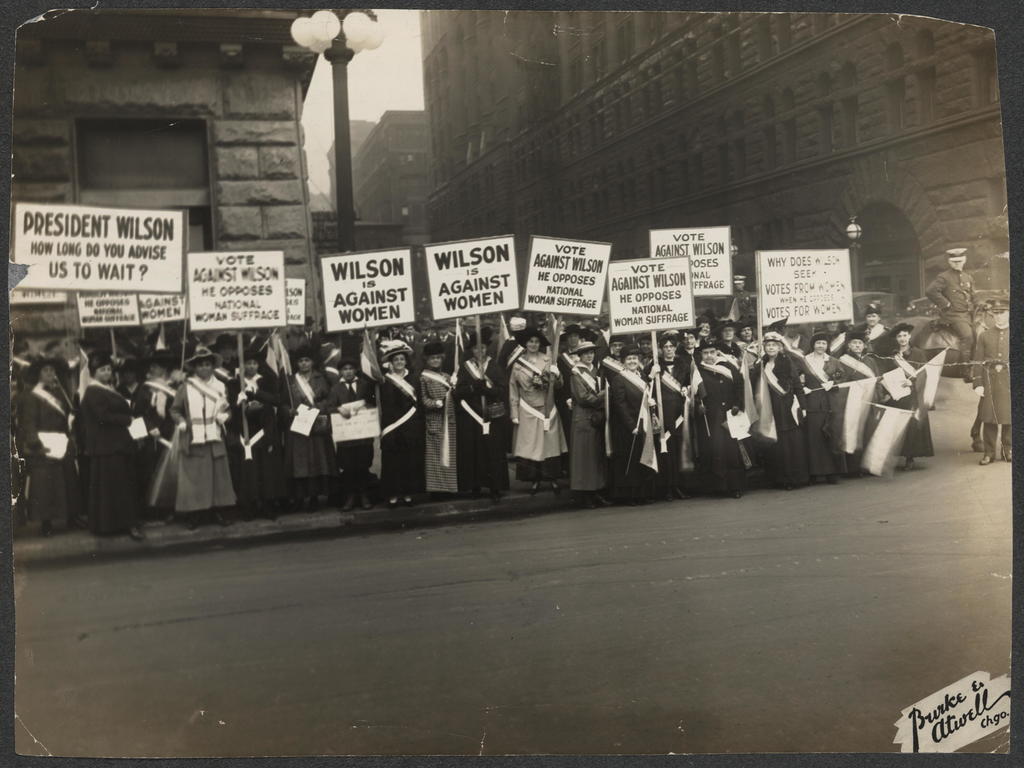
[757, 249, 854, 325]
[522, 236, 611, 314]
[424, 236, 519, 320]
[187, 251, 286, 331]
[650, 226, 732, 296]
[320, 249, 415, 332]
[13, 202, 185, 293]
[607, 257, 695, 335]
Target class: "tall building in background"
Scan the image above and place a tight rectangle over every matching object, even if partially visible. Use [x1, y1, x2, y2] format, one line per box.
[351, 110, 430, 245]
[421, 10, 1007, 307]
[313, 119, 377, 211]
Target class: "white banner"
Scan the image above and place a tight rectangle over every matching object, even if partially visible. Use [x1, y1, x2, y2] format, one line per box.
[286, 278, 306, 326]
[187, 251, 286, 331]
[13, 202, 185, 293]
[331, 408, 381, 443]
[138, 293, 187, 324]
[10, 289, 68, 305]
[320, 249, 415, 332]
[649, 226, 732, 296]
[756, 249, 854, 326]
[522, 236, 611, 315]
[76, 292, 140, 328]
[607, 257, 695, 335]
[424, 235, 519, 320]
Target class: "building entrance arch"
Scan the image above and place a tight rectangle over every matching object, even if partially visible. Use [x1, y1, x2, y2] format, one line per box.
[853, 201, 922, 311]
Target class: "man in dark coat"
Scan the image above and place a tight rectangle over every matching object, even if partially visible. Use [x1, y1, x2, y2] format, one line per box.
[973, 299, 1010, 464]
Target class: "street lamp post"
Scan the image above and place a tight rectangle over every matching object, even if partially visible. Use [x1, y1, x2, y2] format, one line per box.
[846, 215, 863, 288]
[291, 10, 383, 253]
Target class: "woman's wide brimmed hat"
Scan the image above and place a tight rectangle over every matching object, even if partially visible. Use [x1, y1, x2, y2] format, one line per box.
[27, 355, 70, 384]
[290, 343, 321, 368]
[380, 340, 413, 363]
[889, 322, 915, 337]
[513, 327, 550, 348]
[574, 340, 599, 355]
[185, 344, 222, 367]
[423, 340, 446, 357]
[762, 318, 788, 344]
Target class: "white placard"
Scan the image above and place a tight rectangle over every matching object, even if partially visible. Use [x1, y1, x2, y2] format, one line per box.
[77, 292, 140, 327]
[10, 289, 68, 305]
[286, 278, 306, 326]
[128, 417, 149, 441]
[521, 236, 611, 315]
[320, 249, 415, 332]
[187, 251, 286, 331]
[13, 202, 185, 293]
[424, 235, 519, 320]
[290, 403, 318, 436]
[37, 431, 69, 460]
[331, 408, 381, 443]
[756, 249, 854, 326]
[606, 257, 695, 335]
[650, 226, 732, 297]
[138, 293, 187, 324]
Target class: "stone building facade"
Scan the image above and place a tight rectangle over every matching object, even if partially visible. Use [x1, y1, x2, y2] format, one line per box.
[422, 11, 1008, 310]
[11, 9, 319, 338]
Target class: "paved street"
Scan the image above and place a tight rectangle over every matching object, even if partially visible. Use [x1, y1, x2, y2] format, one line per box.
[14, 380, 1011, 756]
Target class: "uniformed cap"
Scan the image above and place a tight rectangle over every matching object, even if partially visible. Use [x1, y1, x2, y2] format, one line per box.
[989, 297, 1010, 312]
[945, 248, 968, 260]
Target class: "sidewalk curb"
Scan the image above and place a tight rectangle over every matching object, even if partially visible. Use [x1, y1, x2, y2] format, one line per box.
[12, 490, 567, 566]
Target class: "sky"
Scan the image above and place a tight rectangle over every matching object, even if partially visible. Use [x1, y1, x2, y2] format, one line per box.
[301, 9, 425, 205]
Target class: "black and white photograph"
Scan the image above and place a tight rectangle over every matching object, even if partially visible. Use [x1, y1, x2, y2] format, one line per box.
[6, 4, 1014, 758]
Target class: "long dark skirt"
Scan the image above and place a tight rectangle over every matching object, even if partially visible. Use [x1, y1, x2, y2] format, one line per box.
[457, 416, 510, 493]
[516, 456, 562, 482]
[382, 446, 424, 497]
[88, 454, 139, 534]
[653, 434, 683, 495]
[230, 442, 288, 505]
[25, 455, 81, 522]
[760, 427, 810, 487]
[695, 422, 746, 494]
[610, 432, 656, 501]
[805, 410, 846, 477]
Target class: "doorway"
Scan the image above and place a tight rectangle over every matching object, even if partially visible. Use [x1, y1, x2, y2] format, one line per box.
[854, 201, 922, 310]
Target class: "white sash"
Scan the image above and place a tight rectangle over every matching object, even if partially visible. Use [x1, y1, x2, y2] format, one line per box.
[381, 404, 417, 438]
[385, 371, 418, 403]
[866, 324, 886, 342]
[420, 369, 452, 392]
[186, 377, 225, 445]
[242, 374, 262, 395]
[422, 369, 454, 466]
[762, 361, 788, 397]
[803, 354, 832, 386]
[700, 362, 735, 381]
[506, 344, 526, 368]
[660, 371, 684, 395]
[87, 379, 126, 400]
[520, 400, 557, 431]
[514, 354, 546, 377]
[214, 366, 233, 382]
[618, 368, 648, 394]
[464, 357, 492, 386]
[894, 353, 917, 379]
[839, 354, 875, 380]
[294, 373, 316, 406]
[828, 332, 846, 354]
[459, 398, 491, 435]
[31, 384, 66, 417]
[144, 379, 176, 398]
[572, 366, 599, 393]
[601, 357, 625, 375]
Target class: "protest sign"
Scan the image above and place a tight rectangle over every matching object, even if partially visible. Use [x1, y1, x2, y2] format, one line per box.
[756, 249, 853, 325]
[10, 289, 68, 305]
[649, 226, 732, 296]
[286, 278, 306, 326]
[13, 202, 185, 293]
[76, 292, 140, 327]
[522, 236, 611, 315]
[424, 235, 519, 320]
[187, 251, 286, 331]
[331, 408, 381, 443]
[138, 293, 187, 324]
[606, 257, 695, 335]
[320, 249, 415, 332]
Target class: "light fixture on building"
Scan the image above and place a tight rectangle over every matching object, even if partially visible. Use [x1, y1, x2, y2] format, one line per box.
[730, 243, 739, 259]
[290, 9, 385, 252]
[845, 216, 863, 243]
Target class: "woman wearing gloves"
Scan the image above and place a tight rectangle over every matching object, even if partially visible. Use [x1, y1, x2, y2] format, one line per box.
[169, 345, 237, 529]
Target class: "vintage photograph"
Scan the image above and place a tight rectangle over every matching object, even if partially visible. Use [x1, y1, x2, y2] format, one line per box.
[8, 6, 1012, 757]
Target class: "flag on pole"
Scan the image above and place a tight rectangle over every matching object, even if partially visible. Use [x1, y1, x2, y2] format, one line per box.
[740, 351, 758, 423]
[76, 346, 91, 401]
[498, 313, 511, 349]
[360, 327, 382, 382]
[724, 297, 740, 322]
[155, 323, 168, 351]
[265, 330, 293, 378]
[753, 367, 778, 442]
[639, 386, 659, 473]
[838, 377, 876, 454]
[917, 348, 948, 410]
[861, 404, 913, 477]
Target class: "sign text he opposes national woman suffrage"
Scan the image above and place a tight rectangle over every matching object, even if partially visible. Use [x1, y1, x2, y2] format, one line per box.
[424, 236, 520, 320]
[607, 257, 695, 334]
[187, 251, 286, 331]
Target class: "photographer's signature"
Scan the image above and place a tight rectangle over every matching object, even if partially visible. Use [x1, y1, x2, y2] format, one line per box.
[894, 671, 1010, 752]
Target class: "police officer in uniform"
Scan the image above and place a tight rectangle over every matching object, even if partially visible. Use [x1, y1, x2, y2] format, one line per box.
[925, 248, 976, 352]
[972, 299, 1010, 465]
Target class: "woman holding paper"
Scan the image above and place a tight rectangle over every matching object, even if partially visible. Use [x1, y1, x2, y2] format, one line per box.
[649, 335, 690, 502]
[797, 331, 847, 484]
[751, 326, 810, 491]
[693, 339, 747, 498]
[379, 341, 425, 507]
[282, 345, 336, 511]
[608, 344, 658, 505]
[18, 356, 82, 536]
[568, 339, 608, 508]
[80, 351, 145, 540]
[878, 323, 934, 470]
[509, 327, 566, 495]
[169, 345, 237, 528]
[420, 340, 459, 495]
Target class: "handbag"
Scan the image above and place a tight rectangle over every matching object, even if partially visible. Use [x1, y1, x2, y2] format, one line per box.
[311, 414, 331, 436]
[485, 401, 507, 419]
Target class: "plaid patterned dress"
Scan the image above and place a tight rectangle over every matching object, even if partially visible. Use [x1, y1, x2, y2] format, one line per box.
[421, 370, 458, 492]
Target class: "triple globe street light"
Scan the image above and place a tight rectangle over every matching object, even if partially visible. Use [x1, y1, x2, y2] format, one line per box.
[290, 9, 385, 253]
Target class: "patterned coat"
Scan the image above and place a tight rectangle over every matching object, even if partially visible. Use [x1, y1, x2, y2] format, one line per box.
[420, 368, 458, 493]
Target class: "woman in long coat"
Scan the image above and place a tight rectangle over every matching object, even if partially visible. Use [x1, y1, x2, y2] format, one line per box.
[608, 345, 657, 505]
[454, 329, 510, 501]
[18, 357, 82, 536]
[282, 344, 336, 510]
[752, 331, 810, 490]
[420, 340, 458, 495]
[797, 331, 847, 483]
[650, 335, 690, 501]
[693, 340, 747, 497]
[228, 341, 288, 519]
[509, 328, 566, 494]
[568, 340, 607, 507]
[379, 342, 425, 507]
[136, 350, 178, 518]
[878, 322, 934, 469]
[836, 329, 882, 475]
[170, 345, 237, 528]
[80, 352, 144, 540]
